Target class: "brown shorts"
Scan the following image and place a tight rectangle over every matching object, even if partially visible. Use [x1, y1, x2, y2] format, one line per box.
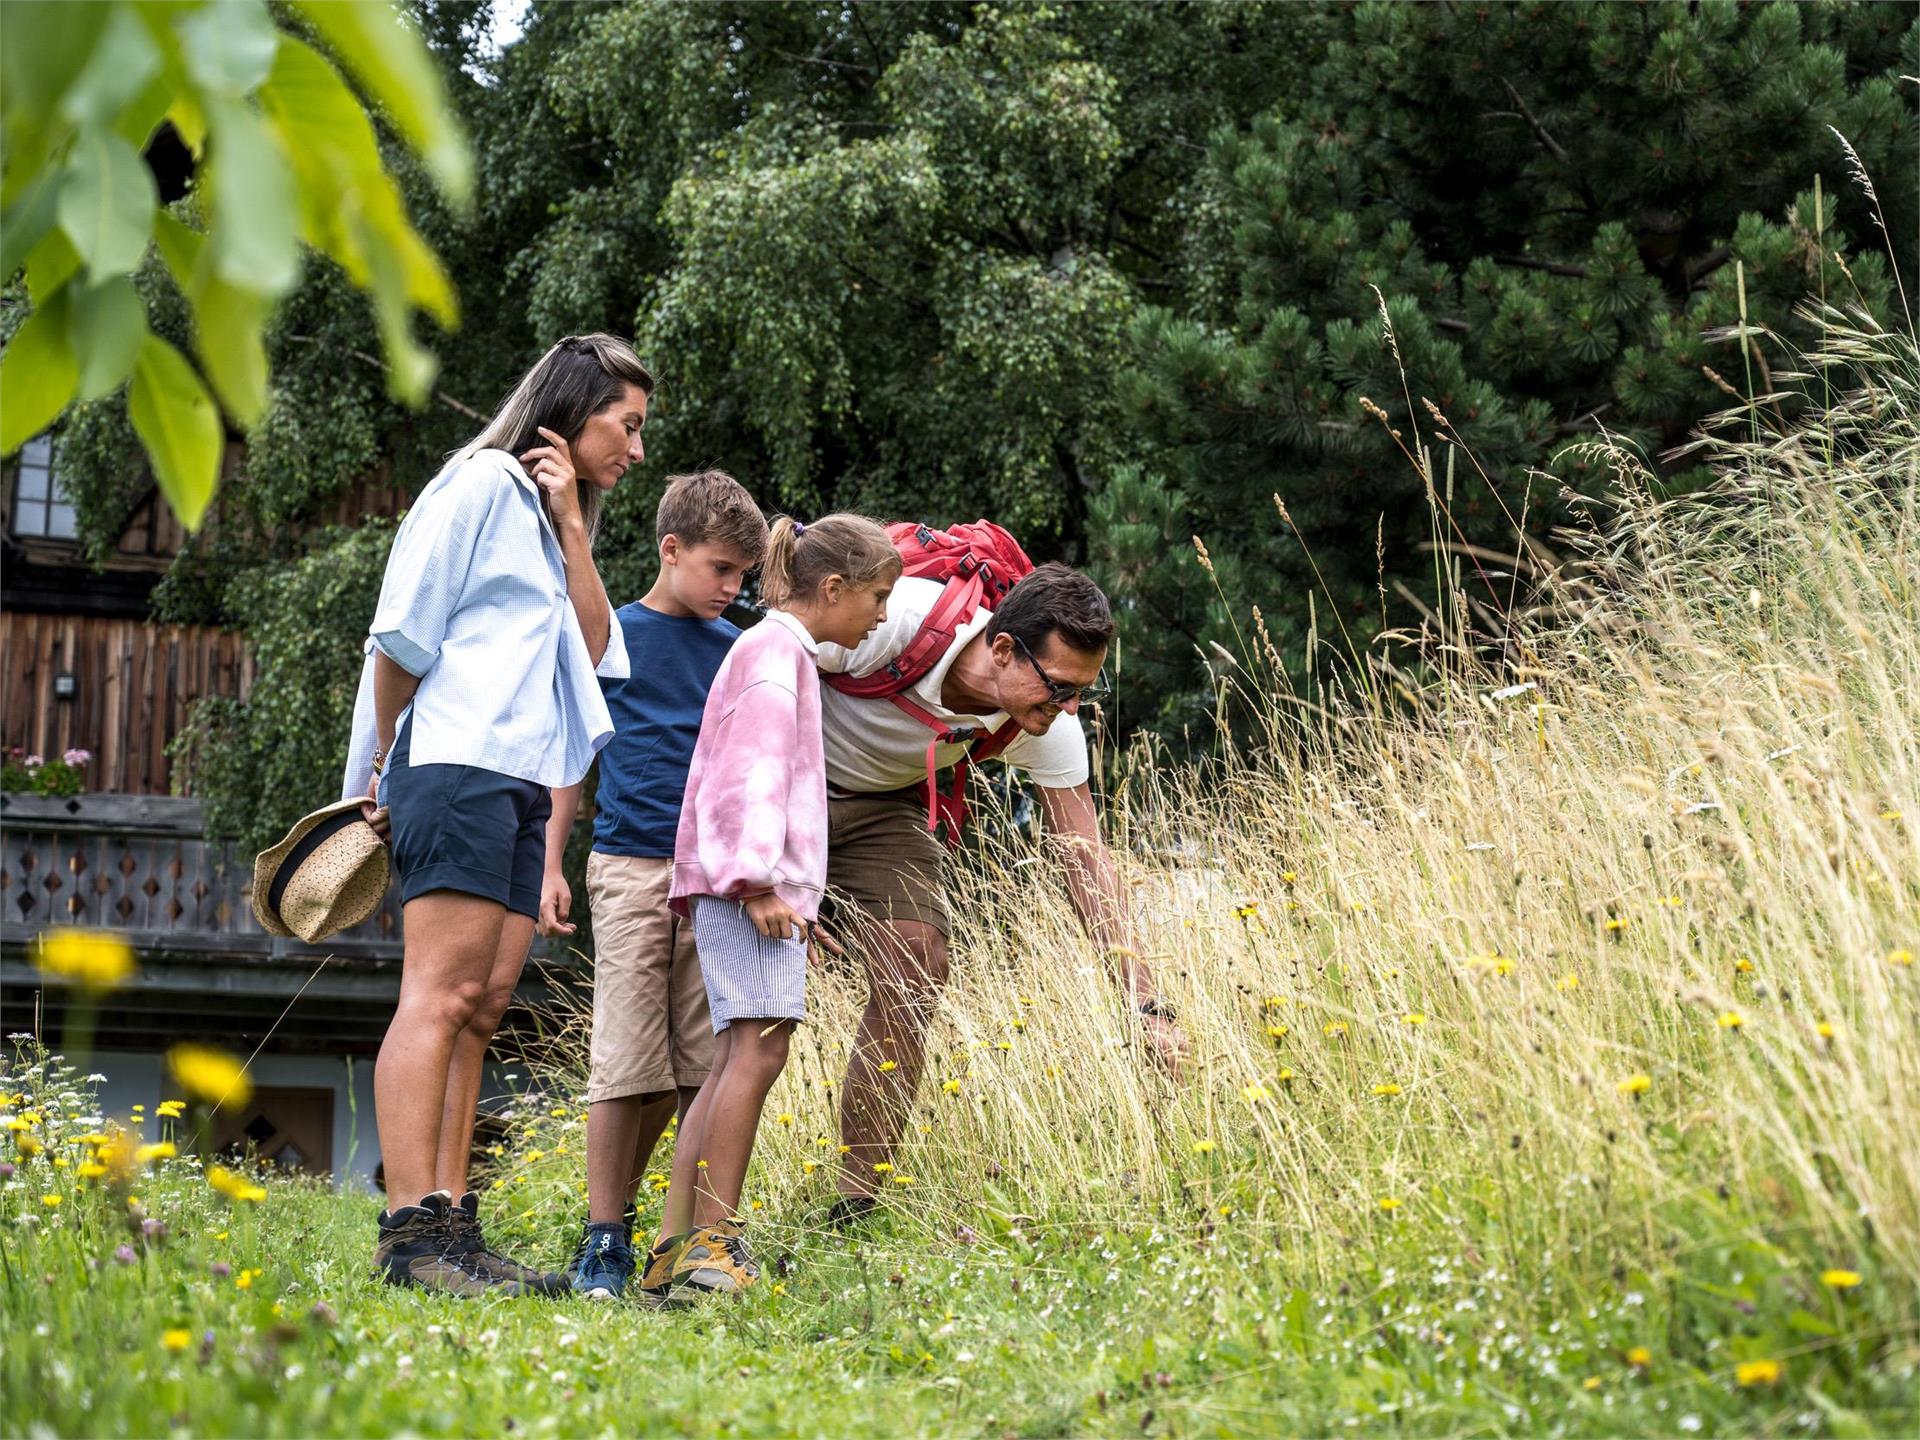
[583, 852, 712, 1101]
[826, 789, 950, 938]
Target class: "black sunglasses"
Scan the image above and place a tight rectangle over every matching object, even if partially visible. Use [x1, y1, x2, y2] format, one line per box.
[1012, 636, 1109, 707]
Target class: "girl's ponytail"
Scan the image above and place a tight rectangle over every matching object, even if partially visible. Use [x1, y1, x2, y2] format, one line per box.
[761, 516, 802, 607]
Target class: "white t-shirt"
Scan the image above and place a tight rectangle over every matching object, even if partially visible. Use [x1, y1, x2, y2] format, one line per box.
[814, 577, 1091, 794]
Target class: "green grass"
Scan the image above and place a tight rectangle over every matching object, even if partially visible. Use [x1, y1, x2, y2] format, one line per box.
[3, 1043, 1915, 1438]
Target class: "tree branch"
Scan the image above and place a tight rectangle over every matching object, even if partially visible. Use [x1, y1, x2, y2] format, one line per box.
[286, 336, 487, 421]
[1494, 254, 1589, 279]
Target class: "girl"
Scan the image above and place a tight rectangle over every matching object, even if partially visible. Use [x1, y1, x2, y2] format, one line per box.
[646, 514, 901, 1301]
[342, 334, 651, 1295]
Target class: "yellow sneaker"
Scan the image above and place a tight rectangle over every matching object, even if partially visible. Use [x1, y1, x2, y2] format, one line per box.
[670, 1221, 759, 1299]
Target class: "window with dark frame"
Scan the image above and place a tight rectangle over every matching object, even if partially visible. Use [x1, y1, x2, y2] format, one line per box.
[10, 437, 76, 542]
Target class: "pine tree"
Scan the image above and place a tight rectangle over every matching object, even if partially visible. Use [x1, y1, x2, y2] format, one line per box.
[1095, 0, 1914, 734]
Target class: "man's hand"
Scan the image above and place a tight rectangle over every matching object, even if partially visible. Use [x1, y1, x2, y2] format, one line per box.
[743, 891, 807, 942]
[1141, 1011, 1188, 1080]
[538, 870, 575, 937]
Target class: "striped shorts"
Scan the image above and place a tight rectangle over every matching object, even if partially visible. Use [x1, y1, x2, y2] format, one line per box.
[691, 896, 808, 1033]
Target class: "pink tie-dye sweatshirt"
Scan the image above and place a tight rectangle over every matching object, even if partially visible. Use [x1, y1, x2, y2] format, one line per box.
[670, 609, 827, 920]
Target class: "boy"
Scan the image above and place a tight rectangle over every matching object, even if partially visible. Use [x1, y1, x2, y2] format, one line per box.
[538, 470, 768, 1300]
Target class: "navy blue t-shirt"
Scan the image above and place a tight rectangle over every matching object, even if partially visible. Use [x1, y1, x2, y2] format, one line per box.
[591, 602, 741, 857]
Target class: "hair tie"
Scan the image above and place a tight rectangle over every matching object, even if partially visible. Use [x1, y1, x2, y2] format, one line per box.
[793, 521, 807, 538]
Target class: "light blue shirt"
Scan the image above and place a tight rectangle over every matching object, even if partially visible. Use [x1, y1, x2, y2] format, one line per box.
[340, 449, 628, 801]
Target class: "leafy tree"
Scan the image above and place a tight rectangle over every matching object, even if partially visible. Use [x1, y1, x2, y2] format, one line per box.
[0, 0, 469, 526]
[1092, 0, 1915, 733]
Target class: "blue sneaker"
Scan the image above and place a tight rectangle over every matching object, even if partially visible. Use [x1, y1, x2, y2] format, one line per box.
[568, 1222, 635, 1300]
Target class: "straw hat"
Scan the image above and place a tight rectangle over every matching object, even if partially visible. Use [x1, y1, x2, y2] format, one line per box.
[251, 798, 390, 943]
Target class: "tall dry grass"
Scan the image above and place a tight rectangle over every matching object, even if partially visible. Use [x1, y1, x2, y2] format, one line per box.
[520, 315, 1918, 1297]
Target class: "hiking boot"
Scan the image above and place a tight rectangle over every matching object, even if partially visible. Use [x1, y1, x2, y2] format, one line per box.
[636, 1230, 691, 1310]
[670, 1221, 759, 1299]
[567, 1222, 636, 1301]
[450, 1191, 566, 1297]
[823, 1194, 879, 1231]
[373, 1190, 520, 1296]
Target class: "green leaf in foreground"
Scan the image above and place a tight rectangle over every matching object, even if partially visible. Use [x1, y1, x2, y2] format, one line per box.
[0, 290, 78, 452]
[68, 274, 147, 401]
[55, 129, 157, 281]
[128, 333, 222, 529]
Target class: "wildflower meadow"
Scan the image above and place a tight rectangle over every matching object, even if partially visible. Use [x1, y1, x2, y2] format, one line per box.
[5, 317, 1918, 1435]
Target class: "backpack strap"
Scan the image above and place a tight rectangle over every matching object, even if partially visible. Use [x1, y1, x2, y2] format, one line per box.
[826, 568, 985, 700]
[888, 696, 1022, 847]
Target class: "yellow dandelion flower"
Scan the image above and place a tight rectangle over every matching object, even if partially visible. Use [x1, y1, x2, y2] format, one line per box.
[1626, 1346, 1652, 1368]
[76, 1161, 107, 1179]
[1280, 871, 1298, 884]
[136, 1142, 176, 1164]
[1879, 809, 1902, 822]
[1377, 1196, 1401, 1211]
[1816, 1021, 1836, 1041]
[207, 1166, 266, 1204]
[1733, 958, 1754, 974]
[803, 1160, 819, 1175]
[837, 1144, 852, 1155]
[166, 1044, 252, 1109]
[1372, 1083, 1403, 1096]
[1403, 1013, 1426, 1026]
[872, 1162, 893, 1175]
[161, 1329, 192, 1352]
[776, 1113, 794, 1127]
[1604, 917, 1629, 933]
[15, 1133, 42, 1158]
[1266, 1025, 1289, 1039]
[1734, 1358, 1781, 1387]
[41, 1193, 61, 1207]
[695, 1158, 707, 1169]
[1557, 974, 1580, 991]
[156, 1100, 186, 1119]
[1618, 1073, 1652, 1095]
[1191, 1139, 1217, 1155]
[890, 1174, 916, 1187]
[1887, 949, 1912, 967]
[1583, 1377, 1602, 1391]
[1820, 1269, 1862, 1290]
[1323, 1021, 1347, 1037]
[1275, 1067, 1296, 1082]
[1263, 996, 1288, 1009]
[878, 1060, 898, 1073]
[1661, 895, 1682, 907]
[941, 1079, 961, 1094]
[1217, 1204, 1233, 1217]
[235, 1268, 263, 1290]
[1717, 1011, 1744, 1030]
[30, 929, 135, 990]
[1240, 1083, 1270, 1105]
[1234, 902, 1259, 919]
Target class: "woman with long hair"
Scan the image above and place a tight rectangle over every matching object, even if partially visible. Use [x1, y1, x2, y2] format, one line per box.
[341, 334, 652, 1294]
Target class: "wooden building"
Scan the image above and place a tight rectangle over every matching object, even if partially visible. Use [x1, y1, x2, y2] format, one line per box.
[0, 440, 575, 1184]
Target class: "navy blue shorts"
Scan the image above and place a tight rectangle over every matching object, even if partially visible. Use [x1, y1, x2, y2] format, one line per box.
[378, 715, 550, 919]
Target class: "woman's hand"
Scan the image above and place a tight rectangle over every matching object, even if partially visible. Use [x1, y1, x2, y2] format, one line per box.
[361, 772, 391, 839]
[520, 426, 581, 530]
[537, 870, 575, 937]
[743, 891, 807, 943]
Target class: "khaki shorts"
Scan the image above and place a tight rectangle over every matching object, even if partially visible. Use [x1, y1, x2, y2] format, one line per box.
[584, 852, 712, 1101]
[826, 789, 950, 938]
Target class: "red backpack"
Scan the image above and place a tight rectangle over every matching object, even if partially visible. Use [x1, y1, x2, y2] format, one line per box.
[825, 521, 1034, 844]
